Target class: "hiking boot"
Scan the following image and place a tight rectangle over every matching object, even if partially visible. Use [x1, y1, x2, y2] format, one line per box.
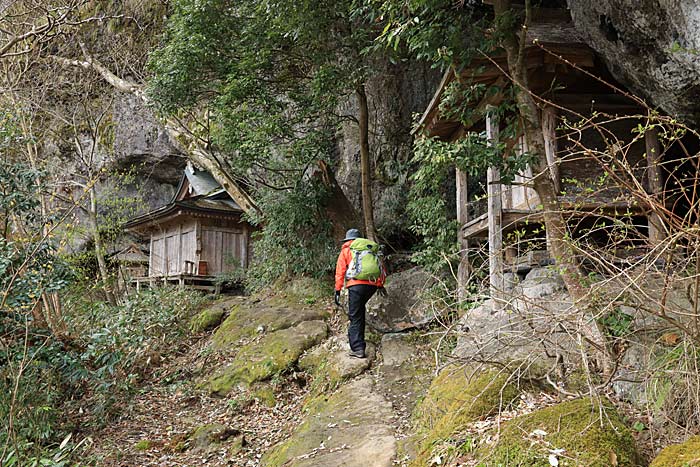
[348, 350, 366, 359]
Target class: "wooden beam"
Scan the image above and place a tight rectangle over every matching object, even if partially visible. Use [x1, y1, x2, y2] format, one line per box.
[415, 69, 454, 135]
[645, 127, 666, 244]
[486, 112, 504, 309]
[149, 234, 154, 277]
[552, 93, 643, 111]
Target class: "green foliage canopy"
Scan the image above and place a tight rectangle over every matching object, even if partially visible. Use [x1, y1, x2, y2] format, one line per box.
[373, 0, 540, 269]
[147, 0, 387, 284]
[147, 0, 375, 177]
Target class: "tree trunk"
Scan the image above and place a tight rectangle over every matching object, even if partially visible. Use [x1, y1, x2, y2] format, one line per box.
[645, 127, 666, 244]
[356, 85, 377, 241]
[89, 185, 116, 305]
[492, 0, 612, 375]
[16, 103, 65, 334]
[164, 124, 261, 216]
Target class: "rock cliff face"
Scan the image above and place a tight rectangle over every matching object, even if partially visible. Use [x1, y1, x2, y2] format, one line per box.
[568, 0, 700, 125]
[112, 93, 185, 186]
[335, 61, 442, 240]
[110, 92, 184, 214]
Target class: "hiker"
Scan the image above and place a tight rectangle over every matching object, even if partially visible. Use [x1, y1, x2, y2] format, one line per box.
[334, 228, 386, 358]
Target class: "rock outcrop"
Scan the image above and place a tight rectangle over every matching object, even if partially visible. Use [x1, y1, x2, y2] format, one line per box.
[299, 336, 376, 393]
[212, 303, 328, 350]
[188, 299, 234, 333]
[208, 319, 328, 395]
[204, 284, 332, 396]
[366, 266, 440, 332]
[112, 93, 184, 185]
[262, 376, 397, 467]
[569, 0, 700, 125]
[453, 267, 575, 367]
[477, 398, 641, 467]
[408, 364, 520, 466]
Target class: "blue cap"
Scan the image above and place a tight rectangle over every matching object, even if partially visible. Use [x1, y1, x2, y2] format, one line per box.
[342, 228, 361, 242]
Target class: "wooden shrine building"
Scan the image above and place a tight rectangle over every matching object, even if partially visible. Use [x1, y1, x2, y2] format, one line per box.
[417, 5, 679, 300]
[124, 164, 253, 291]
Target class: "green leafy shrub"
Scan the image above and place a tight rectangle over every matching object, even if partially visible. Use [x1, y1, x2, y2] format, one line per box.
[64, 287, 206, 413]
[1, 287, 205, 464]
[245, 182, 336, 291]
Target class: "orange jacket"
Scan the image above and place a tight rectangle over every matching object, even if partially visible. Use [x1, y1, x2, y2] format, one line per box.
[334, 240, 385, 291]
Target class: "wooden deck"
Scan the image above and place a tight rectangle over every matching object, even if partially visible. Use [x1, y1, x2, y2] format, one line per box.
[132, 274, 221, 293]
[462, 200, 647, 239]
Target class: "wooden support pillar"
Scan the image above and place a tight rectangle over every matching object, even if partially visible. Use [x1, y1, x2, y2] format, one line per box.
[505, 245, 517, 265]
[542, 106, 560, 194]
[487, 112, 504, 309]
[542, 106, 560, 257]
[456, 168, 471, 299]
[645, 127, 666, 244]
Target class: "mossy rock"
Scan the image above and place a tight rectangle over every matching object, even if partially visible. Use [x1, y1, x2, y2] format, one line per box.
[251, 384, 277, 407]
[189, 307, 227, 333]
[208, 320, 328, 395]
[262, 276, 333, 307]
[474, 397, 642, 467]
[298, 338, 375, 395]
[650, 435, 700, 466]
[262, 376, 396, 467]
[165, 434, 188, 453]
[190, 424, 242, 452]
[212, 303, 328, 350]
[228, 434, 246, 456]
[410, 365, 521, 466]
[415, 365, 520, 436]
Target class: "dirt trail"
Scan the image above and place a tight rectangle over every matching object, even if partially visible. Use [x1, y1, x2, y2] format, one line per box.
[86, 295, 434, 467]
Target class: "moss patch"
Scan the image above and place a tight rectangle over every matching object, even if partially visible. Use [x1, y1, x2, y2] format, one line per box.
[298, 347, 343, 395]
[212, 303, 328, 350]
[190, 424, 240, 451]
[134, 439, 151, 451]
[262, 276, 333, 307]
[189, 307, 226, 333]
[251, 384, 277, 407]
[410, 365, 520, 466]
[208, 320, 328, 395]
[298, 341, 374, 396]
[475, 398, 641, 467]
[262, 377, 395, 467]
[415, 365, 520, 436]
[650, 435, 700, 467]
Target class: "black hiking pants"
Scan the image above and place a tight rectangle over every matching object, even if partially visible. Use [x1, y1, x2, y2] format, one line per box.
[347, 284, 377, 353]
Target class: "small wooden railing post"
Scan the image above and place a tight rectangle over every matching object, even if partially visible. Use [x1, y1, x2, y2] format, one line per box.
[487, 111, 504, 310]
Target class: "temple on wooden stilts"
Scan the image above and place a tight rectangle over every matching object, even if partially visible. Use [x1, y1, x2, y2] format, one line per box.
[416, 4, 688, 304]
[124, 164, 253, 292]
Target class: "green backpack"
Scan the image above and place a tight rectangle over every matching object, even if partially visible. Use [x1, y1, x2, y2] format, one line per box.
[346, 238, 383, 281]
